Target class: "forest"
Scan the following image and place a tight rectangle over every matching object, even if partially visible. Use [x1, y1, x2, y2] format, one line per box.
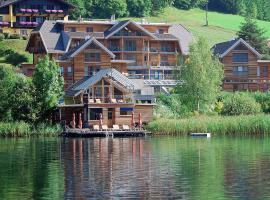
[67, 0, 270, 22]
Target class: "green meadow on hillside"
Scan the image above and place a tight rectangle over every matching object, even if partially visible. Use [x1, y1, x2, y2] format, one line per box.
[123, 7, 270, 46]
[0, 39, 32, 66]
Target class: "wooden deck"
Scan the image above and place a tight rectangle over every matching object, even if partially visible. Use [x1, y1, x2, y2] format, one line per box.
[61, 128, 150, 138]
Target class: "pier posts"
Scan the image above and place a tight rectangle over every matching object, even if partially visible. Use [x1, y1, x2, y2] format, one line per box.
[83, 93, 89, 128]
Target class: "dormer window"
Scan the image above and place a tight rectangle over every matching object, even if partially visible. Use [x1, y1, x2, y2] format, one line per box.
[86, 27, 93, 32]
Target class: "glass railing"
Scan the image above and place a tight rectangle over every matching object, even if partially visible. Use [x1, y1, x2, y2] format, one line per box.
[87, 95, 134, 104]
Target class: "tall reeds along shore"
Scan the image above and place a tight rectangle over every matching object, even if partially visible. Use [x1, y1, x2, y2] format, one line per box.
[147, 115, 270, 136]
[0, 122, 62, 137]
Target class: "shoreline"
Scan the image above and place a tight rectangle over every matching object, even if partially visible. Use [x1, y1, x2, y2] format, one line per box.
[147, 115, 270, 136]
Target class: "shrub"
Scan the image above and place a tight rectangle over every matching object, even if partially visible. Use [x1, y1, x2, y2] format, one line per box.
[251, 92, 270, 113]
[0, 33, 4, 41]
[3, 32, 10, 39]
[22, 35, 28, 40]
[222, 93, 261, 115]
[9, 34, 21, 39]
[5, 52, 28, 66]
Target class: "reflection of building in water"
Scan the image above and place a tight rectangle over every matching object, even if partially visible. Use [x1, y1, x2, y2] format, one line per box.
[61, 138, 181, 199]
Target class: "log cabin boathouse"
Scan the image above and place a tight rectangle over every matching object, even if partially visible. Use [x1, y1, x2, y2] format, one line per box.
[24, 18, 193, 129]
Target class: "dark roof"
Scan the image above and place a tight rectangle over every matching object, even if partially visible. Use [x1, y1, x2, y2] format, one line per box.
[67, 31, 104, 39]
[66, 69, 134, 97]
[65, 76, 90, 97]
[212, 39, 239, 56]
[0, 0, 75, 8]
[104, 20, 130, 38]
[153, 33, 178, 40]
[61, 37, 115, 60]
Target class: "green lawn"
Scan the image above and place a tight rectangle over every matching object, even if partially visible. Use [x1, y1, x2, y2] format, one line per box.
[122, 7, 270, 46]
[0, 39, 32, 65]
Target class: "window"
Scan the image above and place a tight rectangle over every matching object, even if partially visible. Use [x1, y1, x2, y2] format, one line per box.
[120, 108, 133, 116]
[160, 55, 169, 66]
[233, 84, 249, 91]
[263, 66, 268, 77]
[60, 67, 64, 76]
[90, 67, 100, 76]
[0, 16, 3, 22]
[157, 29, 164, 34]
[89, 108, 103, 120]
[67, 66, 73, 76]
[233, 66, 248, 76]
[35, 17, 43, 23]
[84, 66, 89, 76]
[161, 42, 174, 52]
[124, 40, 136, 51]
[86, 27, 93, 32]
[257, 66, 260, 77]
[68, 27, 76, 32]
[109, 40, 120, 51]
[232, 53, 248, 63]
[0, 29, 3, 34]
[85, 53, 101, 62]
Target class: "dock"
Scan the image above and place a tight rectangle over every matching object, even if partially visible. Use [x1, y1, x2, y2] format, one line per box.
[62, 128, 150, 138]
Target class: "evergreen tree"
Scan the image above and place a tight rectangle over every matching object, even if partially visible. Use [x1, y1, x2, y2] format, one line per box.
[237, 17, 268, 54]
[176, 37, 223, 112]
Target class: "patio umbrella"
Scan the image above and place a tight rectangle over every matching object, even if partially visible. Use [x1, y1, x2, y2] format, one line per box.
[78, 113, 83, 129]
[99, 113, 103, 127]
[71, 113, 76, 129]
[131, 111, 135, 128]
[138, 113, 142, 129]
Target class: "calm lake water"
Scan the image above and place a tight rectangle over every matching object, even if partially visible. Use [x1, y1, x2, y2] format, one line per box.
[0, 136, 270, 200]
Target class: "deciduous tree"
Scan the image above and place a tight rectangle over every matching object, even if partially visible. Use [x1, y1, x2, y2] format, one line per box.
[176, 37, 223, 112]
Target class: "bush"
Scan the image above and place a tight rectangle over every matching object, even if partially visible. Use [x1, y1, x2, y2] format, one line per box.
[22, 36, 28, 40]
[9, 34, 21, 39]
[0, 33, 4, 41]
[5, 52, 28, 66]
[3, 32, 10, 39]
[251, 92, 270, 113]
[222, 93, 261, 115]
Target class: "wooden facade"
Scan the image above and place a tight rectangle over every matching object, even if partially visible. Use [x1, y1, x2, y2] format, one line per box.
[214, 39, 270, 92]
[0, 0, 73, 35]
[24, 19, 184, 89]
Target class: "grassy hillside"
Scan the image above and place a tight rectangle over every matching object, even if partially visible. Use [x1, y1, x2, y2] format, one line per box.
[0, 39, 32, 66]
[123, 7, 270, 46]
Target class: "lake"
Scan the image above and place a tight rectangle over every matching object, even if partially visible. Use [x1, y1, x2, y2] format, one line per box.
[0, 136, 270, 199]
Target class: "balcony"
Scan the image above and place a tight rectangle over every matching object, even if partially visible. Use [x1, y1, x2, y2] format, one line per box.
[109, 46, 121, 51]
[0, 22, 10, 27]
[14, 21, 40, 28]
[87, 95, 134, 104]
[15, 9, 65, 15]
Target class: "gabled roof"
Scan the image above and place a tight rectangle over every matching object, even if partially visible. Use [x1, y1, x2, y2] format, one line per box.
[104, 20, 157, 39]
[168, 24, 193, 56]
[212, 38, 262, 58]
[0, 0, 75, 8]
[61, 37, 115, 60]
[27, 20, 65, 53]
[66, 69, 135, 97]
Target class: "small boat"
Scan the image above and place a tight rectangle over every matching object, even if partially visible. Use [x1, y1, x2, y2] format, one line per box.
[190, 133, 211, 138]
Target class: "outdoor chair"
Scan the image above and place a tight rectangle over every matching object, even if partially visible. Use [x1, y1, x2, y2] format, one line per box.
[96, 99, 101, 104]
[113, 125, 121, 131]
[102, 125, 109, 131]
[122, 125, 130, 131]
[93, 125, 100, 131]
[111, 98, 117, 103]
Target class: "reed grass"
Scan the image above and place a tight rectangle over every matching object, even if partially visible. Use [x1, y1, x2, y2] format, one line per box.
[147, 115, 270, 136]
[0, 122, 62, 137]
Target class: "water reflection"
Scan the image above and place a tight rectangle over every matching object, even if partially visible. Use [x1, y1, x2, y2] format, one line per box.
[1, 137, 270, 199]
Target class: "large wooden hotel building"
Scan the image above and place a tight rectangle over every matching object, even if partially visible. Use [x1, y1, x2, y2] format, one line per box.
[24, 18, 193, 127]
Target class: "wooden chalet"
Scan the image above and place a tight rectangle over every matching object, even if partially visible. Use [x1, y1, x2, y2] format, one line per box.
[0, 0, 74, 35]
[24, 19, 193, 91]
[212, 38, 270, 92]
[60, 68, 155, 128]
